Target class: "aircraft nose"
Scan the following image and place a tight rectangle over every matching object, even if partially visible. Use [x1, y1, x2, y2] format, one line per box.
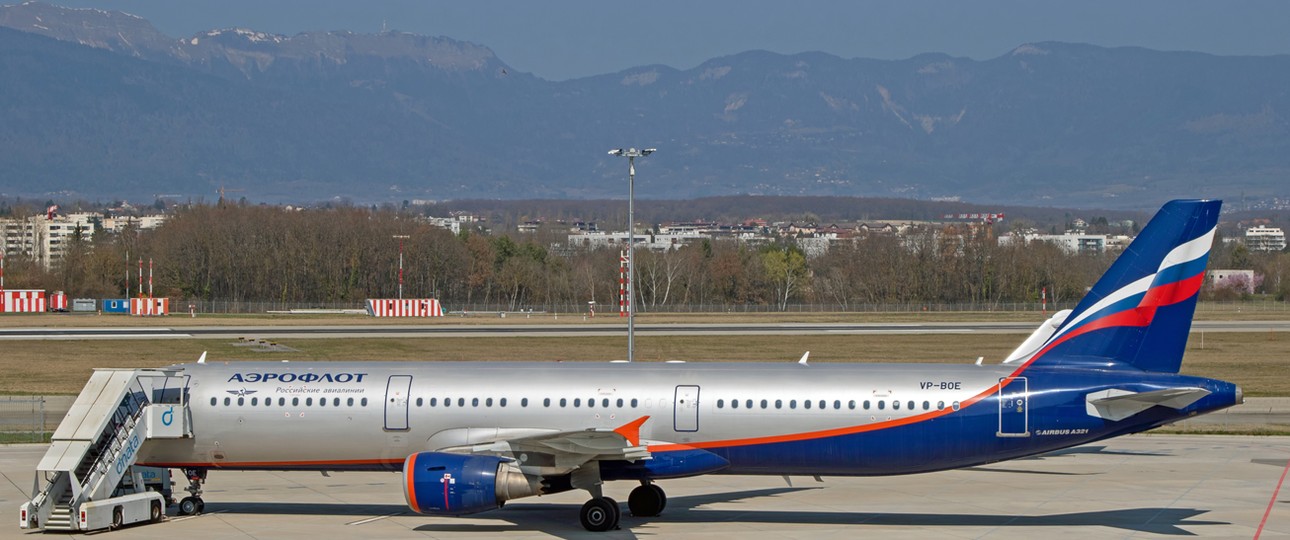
[1235, 385, 1244, 405]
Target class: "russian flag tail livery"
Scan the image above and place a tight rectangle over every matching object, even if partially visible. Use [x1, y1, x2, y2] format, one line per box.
[1019, 199, 1221, 373]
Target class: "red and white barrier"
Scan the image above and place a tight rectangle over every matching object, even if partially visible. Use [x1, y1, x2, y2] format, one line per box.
[2, 290, 45, 313]
[366, 299, 444, 317]
[131, 297, 170, 316]
[49, 291, 68, 311]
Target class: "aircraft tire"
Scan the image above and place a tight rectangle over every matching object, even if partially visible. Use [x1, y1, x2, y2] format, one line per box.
[579, 497, 619, 532]
[178, 496, 200, 516]
[628, 484, 666, 517]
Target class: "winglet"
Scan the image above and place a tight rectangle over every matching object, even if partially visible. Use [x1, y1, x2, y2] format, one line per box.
[613, 415, 650, 446]
[798, 351, 810, 366]
[197, 351, 207, 364]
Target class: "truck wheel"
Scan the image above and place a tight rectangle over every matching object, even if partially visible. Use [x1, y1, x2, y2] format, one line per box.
[151, 501, 163, 522]
[112, 507, 124, 529]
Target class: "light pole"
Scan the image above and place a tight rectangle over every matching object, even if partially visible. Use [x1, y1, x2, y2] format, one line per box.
[608, 147, 655, 362]
[393, 235, 410, 299]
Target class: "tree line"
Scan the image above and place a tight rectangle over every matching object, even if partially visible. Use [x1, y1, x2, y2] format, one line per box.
[5, 204, 1288, 309]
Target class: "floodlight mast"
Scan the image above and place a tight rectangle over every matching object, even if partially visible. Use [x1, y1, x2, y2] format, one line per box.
[607, 147, 655, 362]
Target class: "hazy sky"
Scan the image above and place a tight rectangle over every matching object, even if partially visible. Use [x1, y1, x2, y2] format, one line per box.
[55, 0, 1290, 81]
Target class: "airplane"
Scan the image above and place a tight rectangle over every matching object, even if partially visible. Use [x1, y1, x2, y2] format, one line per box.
[68, 199, 1248, 532]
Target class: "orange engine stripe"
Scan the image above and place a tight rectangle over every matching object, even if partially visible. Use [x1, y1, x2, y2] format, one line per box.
[404, 454, 420, 513]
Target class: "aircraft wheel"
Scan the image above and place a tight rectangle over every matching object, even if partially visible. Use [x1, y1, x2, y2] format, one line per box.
[195, 498, 206, 513]
[628, 484, 666, 517]
[579, 497, 619, 532]
[178, 496, 200, 516]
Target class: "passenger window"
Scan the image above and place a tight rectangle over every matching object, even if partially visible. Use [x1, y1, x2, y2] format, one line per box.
[937, 401, 944, 410]
[500, 398, 507, 407]
[602, 398, 610, 407]
[789, 400, 797, 409]
[848, 400, 856, 410]
[362, 398, 368, 407]
[210, 397, 217, 406]
[775, 399, 782, 409]
[819, 400, 827, 410]
[521, 398, 528, 407]
[237, 397, 244, 406]
[348, 398, 355, 407]
[761, 399, 769, 409]
[292, 397, 299, 406]
[306, 398, 313, 406]
[429, 398, 436, 406]
[877, 400, 885, 410]
[544, 398, 551, 407]
[951, 401, 960, 411]
[486, 398, 493, 407]
[863, 400, 871, 410]
[574, 398, 581, 407]
[631, 398, 638, 408]
[617, 398, 624, 407]
[472, 398, 480, 407]
[279, 398, 285, 406]
[892, 400, 900, 410]
[804, 400, 812, 409]
[416, 398, 423, 407]
[458, 398, 465, 407]
[834, 400, 841, 410]
[730, 399, 738, 409]
[922, 400, 930, 410]
[251, 397, 258, 406]
[717, 399, 725, 409]
[560, 398, 568, 408]
[334, 398, 340, 407]
[746, 399, 753, 409]
[319, 398, 326, 407]
[908, 400, 915, 410]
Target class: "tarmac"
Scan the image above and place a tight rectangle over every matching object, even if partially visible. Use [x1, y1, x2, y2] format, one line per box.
[2, 434, 1289, 539]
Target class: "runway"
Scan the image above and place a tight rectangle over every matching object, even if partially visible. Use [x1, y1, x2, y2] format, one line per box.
[3, 434, 1288, 538]
[2, 320, 1288, 340]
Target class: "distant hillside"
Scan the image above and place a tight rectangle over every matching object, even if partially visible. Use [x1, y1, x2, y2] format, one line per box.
[2, 1, 1289, 208]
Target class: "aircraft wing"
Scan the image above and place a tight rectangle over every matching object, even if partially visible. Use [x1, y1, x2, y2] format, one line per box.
[435, 416, 652, 473]
[1085, 387, 1211, 421]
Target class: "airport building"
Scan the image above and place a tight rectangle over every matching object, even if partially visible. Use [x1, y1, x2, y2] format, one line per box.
[1245, 225, 1286, 252]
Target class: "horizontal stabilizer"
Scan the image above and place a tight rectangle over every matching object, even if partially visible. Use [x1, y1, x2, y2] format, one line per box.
[1085, 387, 1211, 421]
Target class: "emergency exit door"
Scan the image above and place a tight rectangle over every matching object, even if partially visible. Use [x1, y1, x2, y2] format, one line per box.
[997, 377, 1029, 437]
[674, 385, 700, 432]
[385, 375, 412, 431]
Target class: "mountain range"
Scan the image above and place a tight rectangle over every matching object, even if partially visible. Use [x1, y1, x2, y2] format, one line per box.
[2, 1, 1288, 208]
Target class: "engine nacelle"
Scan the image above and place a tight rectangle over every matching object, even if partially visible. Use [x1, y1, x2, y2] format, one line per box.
[403, 452, 537, 516]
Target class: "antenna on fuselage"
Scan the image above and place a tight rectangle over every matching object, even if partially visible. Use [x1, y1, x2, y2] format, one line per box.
[798, 351, 810, 366]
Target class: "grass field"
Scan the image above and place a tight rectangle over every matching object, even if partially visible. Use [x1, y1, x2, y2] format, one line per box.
[2, 331, 1284, 396]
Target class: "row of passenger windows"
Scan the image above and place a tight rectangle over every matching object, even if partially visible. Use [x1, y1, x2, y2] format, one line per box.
[209, 394, 961, 414]
[212, 396, 369, 408]
[716, 398, 960, 412]
[413, 397, 642, 409]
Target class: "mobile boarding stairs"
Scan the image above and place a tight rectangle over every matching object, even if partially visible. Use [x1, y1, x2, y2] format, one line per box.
[19, 368, 190, 532]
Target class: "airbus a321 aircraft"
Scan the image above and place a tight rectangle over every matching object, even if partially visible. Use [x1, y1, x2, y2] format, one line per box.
[133, 199, 1238, 532]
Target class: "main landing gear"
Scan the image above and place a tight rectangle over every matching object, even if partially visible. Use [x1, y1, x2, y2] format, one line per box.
[176, 468, 207, 516]
[627, 482, 666, 517]
[578, 481, 668, 532]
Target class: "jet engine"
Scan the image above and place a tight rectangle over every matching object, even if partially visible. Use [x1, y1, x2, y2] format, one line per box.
[402, 452, 538, 516]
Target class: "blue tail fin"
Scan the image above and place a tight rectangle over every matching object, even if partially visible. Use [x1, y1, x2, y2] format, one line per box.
[1021, 199, 1221, 373]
